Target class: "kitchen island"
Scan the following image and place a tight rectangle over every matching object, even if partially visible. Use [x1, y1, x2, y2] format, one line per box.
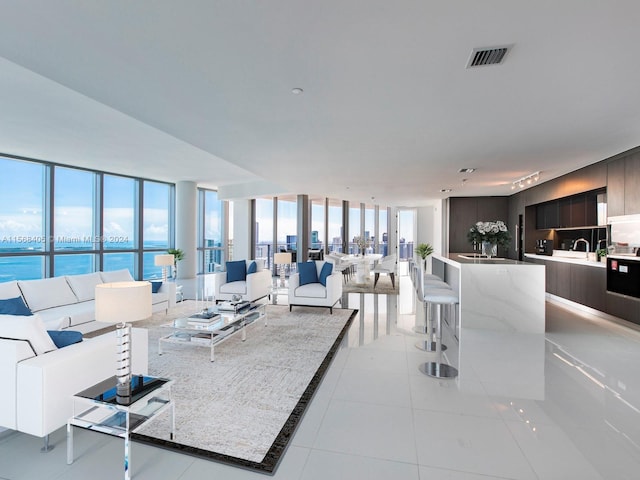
[432, 253, 546, 334]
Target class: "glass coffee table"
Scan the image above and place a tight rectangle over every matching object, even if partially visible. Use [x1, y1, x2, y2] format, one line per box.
[158, 301, 267, 362]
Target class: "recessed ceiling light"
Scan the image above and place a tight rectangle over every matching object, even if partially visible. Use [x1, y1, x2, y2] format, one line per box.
[291, 88, 304, 95]
[458, 168, 476, 173]
[440, 188, 452, 193]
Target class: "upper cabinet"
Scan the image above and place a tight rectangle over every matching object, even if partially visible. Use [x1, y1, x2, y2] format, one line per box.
[607, 152, 640, 217]
[535, 189, 605, 230]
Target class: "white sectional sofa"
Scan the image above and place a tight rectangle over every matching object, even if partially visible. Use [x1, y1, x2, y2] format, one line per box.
[2, 269, 176, 334]
[0, 327, 148, 442]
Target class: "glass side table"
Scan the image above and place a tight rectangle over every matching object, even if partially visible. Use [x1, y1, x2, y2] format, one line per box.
[67, 375, 174, 480]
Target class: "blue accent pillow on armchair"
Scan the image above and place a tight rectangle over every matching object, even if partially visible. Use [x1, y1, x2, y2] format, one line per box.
[150, 281, 163, 293]
[226, 260, 247, 282]
[319, 262, 333, 286]
[298, 261, 318, 286]
[0, 296, 32, 316]
[247, 261, 257, 274]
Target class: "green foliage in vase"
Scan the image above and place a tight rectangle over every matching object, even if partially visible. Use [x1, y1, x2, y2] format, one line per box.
[416, 243, 434, 259]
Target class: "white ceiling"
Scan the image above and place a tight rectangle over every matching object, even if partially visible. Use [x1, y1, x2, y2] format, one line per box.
[1, 1, 640, 206]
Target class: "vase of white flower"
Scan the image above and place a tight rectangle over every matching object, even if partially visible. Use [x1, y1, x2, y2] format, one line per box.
[481, 241, 498, 258]
[468, 221, 510, 258]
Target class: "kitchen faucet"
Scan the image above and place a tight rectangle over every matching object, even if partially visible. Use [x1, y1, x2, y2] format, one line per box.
[572, 238, 590, 252]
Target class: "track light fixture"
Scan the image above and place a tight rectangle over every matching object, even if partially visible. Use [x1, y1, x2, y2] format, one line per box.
[511, 171, 541, 190]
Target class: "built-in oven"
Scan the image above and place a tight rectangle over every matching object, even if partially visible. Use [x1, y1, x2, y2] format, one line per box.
[607, 255, 640, 298]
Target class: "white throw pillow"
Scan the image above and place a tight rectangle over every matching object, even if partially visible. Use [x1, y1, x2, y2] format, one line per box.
[66, 272, 103, 302]
[0, 313, 57, 355]
[18, 277, 79, 312]
[0, 280, 22, 300]
[100, 269, 134, 283]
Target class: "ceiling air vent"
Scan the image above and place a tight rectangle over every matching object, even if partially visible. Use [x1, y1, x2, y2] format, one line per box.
[466, 45, 512, 68]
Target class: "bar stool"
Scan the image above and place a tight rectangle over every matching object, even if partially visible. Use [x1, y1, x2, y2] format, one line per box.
[418, 288, 459, 379]
[414, 279, 450, 350]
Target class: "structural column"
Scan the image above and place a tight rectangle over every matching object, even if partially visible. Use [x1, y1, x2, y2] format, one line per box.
[175, 181, 197, 280]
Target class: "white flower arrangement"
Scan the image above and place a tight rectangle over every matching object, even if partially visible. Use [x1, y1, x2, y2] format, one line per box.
[467, 220, 511, 247]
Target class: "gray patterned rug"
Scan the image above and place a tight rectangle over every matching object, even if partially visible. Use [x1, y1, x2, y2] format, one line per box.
[129, 301, 356, 474]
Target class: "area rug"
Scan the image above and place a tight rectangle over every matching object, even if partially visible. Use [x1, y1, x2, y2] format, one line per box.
[342, 275, 399, 295]
[126, 301, 356, 474]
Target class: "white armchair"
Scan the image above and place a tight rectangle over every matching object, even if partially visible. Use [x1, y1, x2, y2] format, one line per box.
[289, 261, 342, 313]
[372, 254, 397, 288]
[213, 259, 271, 303]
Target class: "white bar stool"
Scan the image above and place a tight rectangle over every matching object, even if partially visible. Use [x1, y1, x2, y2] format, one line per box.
[418, 288, 459, 379]
[414, 279, 451, 350]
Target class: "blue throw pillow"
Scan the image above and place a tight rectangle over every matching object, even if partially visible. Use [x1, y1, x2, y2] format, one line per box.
[319, 262, 333, 286]
[298, 261, 318, 286]
[226, 260, 247, 283]
[0, 296, 32, 316]
[151, 281, 163, 293]
[47, 330, 83, 349]
[247, 261, 257, 274]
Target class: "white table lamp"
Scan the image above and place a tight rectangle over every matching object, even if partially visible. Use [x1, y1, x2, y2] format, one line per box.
[95, 281, 152, 401]
[154, 254, 174, 282]
[274, 252, 292, 287]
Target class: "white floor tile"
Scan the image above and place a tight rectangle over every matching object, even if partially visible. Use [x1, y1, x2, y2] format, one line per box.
[332, 367, 412, 408]
[301, 450, 419, 480]
[413, 410, 537, 480]
[313, 399, 417, 464]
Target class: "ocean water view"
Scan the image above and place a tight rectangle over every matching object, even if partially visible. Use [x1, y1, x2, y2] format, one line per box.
[0, 242, 169, 283]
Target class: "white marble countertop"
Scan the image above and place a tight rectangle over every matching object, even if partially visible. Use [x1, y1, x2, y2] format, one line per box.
[524, 253, 606, 268]
[436, 253, 532, 266]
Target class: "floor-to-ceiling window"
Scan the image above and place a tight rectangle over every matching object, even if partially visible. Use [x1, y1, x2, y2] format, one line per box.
[277, 195, 298, 261]
[364, 204, 375, 254]
[198, 189, 225, 273]
[398, 208, 416, 261]
[310, 197, 325, 250]
[379, 207, 389, 256]
[53, 167, 97, 276]
[141, 181, 171, 279]
[0, 154, 174, 282]
[327, 199, 343, 253]
[348, 203, 361, 254]
[102, 174, 137, 276]
[255, 197, 274, 269]
[0, 157, 46, 280]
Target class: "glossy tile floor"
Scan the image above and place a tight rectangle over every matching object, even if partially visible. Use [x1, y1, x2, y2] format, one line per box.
[2, 270, 640, 479]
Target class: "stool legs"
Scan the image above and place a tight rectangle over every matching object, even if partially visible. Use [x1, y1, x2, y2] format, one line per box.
[415, 302, 447, 352]
[418, 303, 458, 379]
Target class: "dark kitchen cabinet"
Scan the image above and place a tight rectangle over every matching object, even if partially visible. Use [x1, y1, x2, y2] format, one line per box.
[570, 193, 587, 227]
[585, 191, 599, 226]
[625, 152, 640, 215]
[536, 201, 559, 229]
[608, 158, 625, 217]
[555, 262, 571, 299]
[570, 263, 606, 311]
[558, 197, 571, 228]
